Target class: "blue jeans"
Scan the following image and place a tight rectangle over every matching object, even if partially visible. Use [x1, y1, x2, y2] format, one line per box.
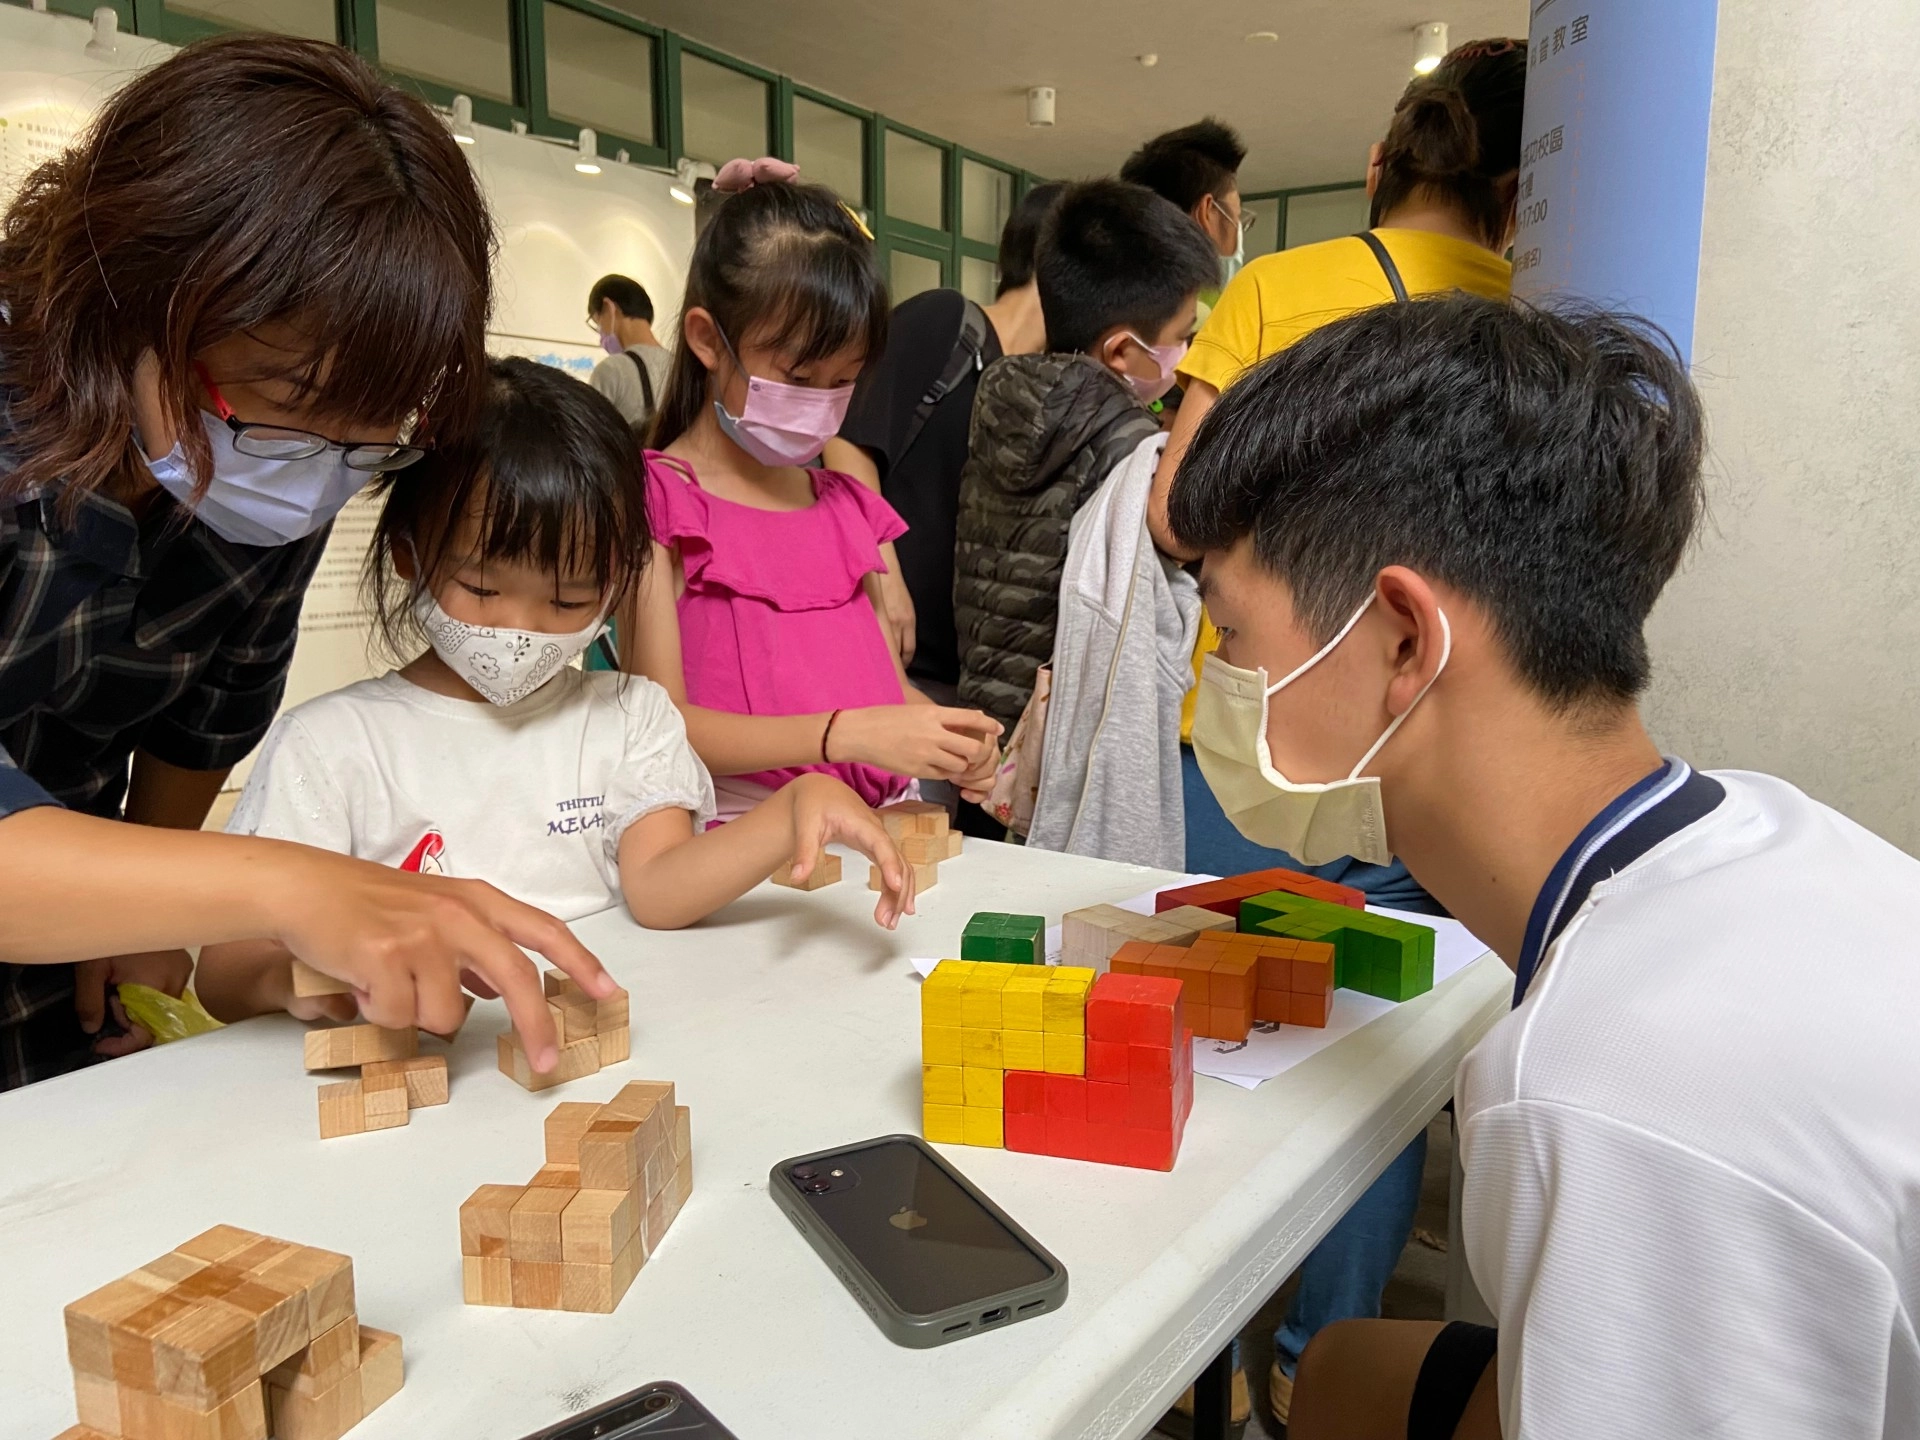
[1181, 746, 1440, 1375]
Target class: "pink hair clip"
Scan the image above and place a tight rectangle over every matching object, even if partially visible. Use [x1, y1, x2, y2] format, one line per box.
[712, 156, 801, 193]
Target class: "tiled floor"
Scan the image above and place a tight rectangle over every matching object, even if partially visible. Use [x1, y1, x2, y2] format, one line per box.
[1151, 1111, 1455, 1440]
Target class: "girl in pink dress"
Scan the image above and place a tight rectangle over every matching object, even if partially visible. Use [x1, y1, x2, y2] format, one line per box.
[624, 170, 1002, 821]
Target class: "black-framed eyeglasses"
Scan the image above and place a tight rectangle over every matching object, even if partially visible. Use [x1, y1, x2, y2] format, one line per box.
[195, 364, 428, 473]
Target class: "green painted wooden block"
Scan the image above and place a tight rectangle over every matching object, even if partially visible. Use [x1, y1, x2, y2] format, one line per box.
[961, 912, 1046, 966]
[1241, 891, 1435, 1002]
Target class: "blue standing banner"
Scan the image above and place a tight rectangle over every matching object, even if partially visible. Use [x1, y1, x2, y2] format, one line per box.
[1510, 0, 1720, 363]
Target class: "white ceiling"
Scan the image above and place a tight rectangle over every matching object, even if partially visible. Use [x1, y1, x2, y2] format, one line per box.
[616, 0, 1529, 193]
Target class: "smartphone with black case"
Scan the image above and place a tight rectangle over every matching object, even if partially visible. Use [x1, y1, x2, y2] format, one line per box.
[520, 1382, 738, 1439]
[769, 1133, 1067, 1348]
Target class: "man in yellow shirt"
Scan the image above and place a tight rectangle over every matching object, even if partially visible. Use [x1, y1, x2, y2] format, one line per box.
[1151, 39, 1525, 1432]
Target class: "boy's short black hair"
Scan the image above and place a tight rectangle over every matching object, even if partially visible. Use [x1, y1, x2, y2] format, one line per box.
[1169, 296, 1705, 707]
[366, 356, 651, 657]
[588, 273, 654, 324]
[1036, 179, 1219, 354]
[995, 181, 1065, 296]
[1120, 118, 1247, 214]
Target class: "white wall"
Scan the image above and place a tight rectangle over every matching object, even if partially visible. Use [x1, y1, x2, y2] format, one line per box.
[0, 5, 695, 790]
[1644, 0, 1920, 853]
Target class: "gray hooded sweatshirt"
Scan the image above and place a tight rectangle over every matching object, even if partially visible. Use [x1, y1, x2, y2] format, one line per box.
[1027, 433, 1199, 869]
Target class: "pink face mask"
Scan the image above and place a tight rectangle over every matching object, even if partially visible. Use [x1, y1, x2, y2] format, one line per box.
[1117, 332, 1190, 405]
[712, 327, 853, 467]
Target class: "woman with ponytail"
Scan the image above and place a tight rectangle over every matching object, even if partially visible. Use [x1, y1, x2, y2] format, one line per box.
[1144, 38, 1527, 1432]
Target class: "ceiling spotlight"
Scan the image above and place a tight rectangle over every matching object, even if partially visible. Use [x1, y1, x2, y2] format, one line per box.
[670, 156, 713, 203]
[574, 127, 601, 175]
[448, 93, 475, 146]
[1412, 21, 1449, 75]
[1245, 30, 1278, 43]
[84, 5, 118, 58]
[1026, 86, 1056, 128]
[1137, 54, 1158, 68]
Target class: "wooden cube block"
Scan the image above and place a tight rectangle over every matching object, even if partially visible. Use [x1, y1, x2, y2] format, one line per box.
[268, 1362, 359, 1440]
[496, 1032, 602, 1092]
[360, 1066, 410, 1124]
[561, 1234, 643, 1314]
[461, 1254, 513, 1307]
[265, 1315, 359, 1399]
[579, 1117, 644, 1191]
[302, 1023, 417, 1073]
[1156, 905, 1236, 946]
[508, 1187, 573, 1263]
[602, 1079, 675, 1123]
[355, 1328, 404, 1414]
[561, 1188, 639, 1264]
[923, 1101, 964, 1144]
[251, 1245, 356, 1341]
[315, 1081, 368, 1140]
[960, 1106, 1004, 1147]
[672, 1105, 691, 1161]
[944, 828, 964, 859]
[206, 1273, 311, 1377]
[1042, 1031, 1085, 1075]
[509, 1259, 565, 1309]
[116, 1376, 268, 1440]
[542, 1102, 600, 1165]
[878, 800, 947, 839]
[289, 961, 351, 999]
[870, 859, 938, 893]
[528, 1162, 581, 1190]
[459, 1184, 524, 1258]
[771, 852, 841, 889]
[597, 1025, 630, 1066]
[362, 1054, 448, 1108]
[52, 1428, 117, 1440]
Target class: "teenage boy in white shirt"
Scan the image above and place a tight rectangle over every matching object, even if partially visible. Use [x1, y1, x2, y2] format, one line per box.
[1169, 294, 1920, 1440]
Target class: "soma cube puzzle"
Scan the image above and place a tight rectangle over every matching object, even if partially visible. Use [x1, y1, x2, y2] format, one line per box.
[1240, 891, 1435, 1003]
[1155, 867, 1366, 918]
[1111, 931, 1338, 1035]
[497, 969, 631, 1092]
[921, 960, 1194, 1170]
[59, 1225, 401, 1440]
[459, 1079, 691, 1314]
[960, 912, 1046, 965]
[1060, 903, 1233, 973]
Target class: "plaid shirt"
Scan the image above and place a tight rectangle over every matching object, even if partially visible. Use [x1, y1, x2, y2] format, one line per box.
[0, 454, 328, 1088]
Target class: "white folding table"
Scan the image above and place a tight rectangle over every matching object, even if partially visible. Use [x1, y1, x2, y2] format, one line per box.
[0, 840, 1507, 1440]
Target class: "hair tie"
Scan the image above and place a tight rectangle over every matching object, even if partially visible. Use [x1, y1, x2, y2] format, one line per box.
[712, 156, 800, 193]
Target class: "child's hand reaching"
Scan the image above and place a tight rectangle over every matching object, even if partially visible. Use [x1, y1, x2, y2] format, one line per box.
[827, 704, 1003, 782]
[785, 774, 916, 928]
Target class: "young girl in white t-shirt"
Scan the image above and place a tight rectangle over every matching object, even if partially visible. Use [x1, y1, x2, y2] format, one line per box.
[197, 357, 912, 1024]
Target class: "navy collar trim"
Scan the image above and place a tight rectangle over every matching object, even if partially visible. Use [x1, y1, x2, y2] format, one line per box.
[1513, 757, 1726, 1007]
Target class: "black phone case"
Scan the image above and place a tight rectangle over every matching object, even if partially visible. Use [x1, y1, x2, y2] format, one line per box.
[769, 1133, 1068, 1348]
[519, 1381, 739, 1439]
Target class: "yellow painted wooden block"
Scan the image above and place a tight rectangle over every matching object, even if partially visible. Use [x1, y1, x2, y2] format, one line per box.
[1000, 974, 1047, 1031]
[961, 962, 1015, 989]
[1001, 1028, 1045, 1072]
[922, 1064, 964, 1106]
[922, 1024, 962, 1066]
[919, 969, 965, 1028]
[1041, 988, 1086, 1034]
[961, 1107, 1004, 1147]
[923, 1103, 965, 1144]
[961, 1067, 1003, 1108]
[959, 986, 1002, 1028]
[1043, 1031, 1085, 1075]
[960, 1028, 1003, 1068]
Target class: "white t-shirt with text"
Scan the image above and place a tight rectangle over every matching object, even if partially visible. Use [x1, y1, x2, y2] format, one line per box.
[228, 668, 715, 922]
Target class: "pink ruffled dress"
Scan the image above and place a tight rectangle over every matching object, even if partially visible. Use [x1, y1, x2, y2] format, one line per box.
[644, 452, 910, 808]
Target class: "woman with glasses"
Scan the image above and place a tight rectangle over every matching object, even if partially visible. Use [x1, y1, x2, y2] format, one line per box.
[0, 34, 612, 1089]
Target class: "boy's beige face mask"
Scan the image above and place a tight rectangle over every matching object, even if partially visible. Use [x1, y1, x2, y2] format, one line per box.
[1189, 598, 1450, 868]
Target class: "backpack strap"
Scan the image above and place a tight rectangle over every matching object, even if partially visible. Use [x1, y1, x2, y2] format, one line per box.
[625, 348, 656, 416]
[898, 298, 991, 462]
[1355, 231, 1410, 303]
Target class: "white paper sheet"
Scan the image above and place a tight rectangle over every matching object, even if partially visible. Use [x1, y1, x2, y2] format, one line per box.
[909, 884, 1495, 1088]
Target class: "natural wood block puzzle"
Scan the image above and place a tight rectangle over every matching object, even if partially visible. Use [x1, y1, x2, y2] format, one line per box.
[871, 859, 938, 893]
[877, 799, 948, 839]
[302, 1023, 417, 1073]
[497, 977, 631, 1092]
[463, 1081, 692, 1313]
[361, 1054, 448, 1109]
[290, 961, 352, 999]
[771, 852, 841, 889]
[60, 1230, 397, 1440]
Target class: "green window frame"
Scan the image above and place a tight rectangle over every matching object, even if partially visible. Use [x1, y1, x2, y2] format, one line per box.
[7, 0, 1031, 293]
[1243, 181, 1371, 254]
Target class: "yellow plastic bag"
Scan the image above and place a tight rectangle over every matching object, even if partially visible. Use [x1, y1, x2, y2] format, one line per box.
[117, 983, 224, 1043]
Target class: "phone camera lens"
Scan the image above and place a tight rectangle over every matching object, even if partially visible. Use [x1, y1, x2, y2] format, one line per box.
[803, 1177, 832, 1194]
[641, 1392, 674, 1415]
[792, 1165, 818, 1180]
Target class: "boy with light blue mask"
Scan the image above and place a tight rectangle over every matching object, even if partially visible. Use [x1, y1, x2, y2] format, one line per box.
[1169, 293, 1920, 1440]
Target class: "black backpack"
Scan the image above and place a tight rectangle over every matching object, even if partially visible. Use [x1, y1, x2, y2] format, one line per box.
[897, 298, 992, 463]
[624, 349, 657, 432]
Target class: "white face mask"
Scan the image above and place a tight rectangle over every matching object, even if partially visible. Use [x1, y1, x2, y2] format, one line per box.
[145, 410, 372, 548]
[1189, 597, 1450, 866]
[413, 591, 607, 707]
